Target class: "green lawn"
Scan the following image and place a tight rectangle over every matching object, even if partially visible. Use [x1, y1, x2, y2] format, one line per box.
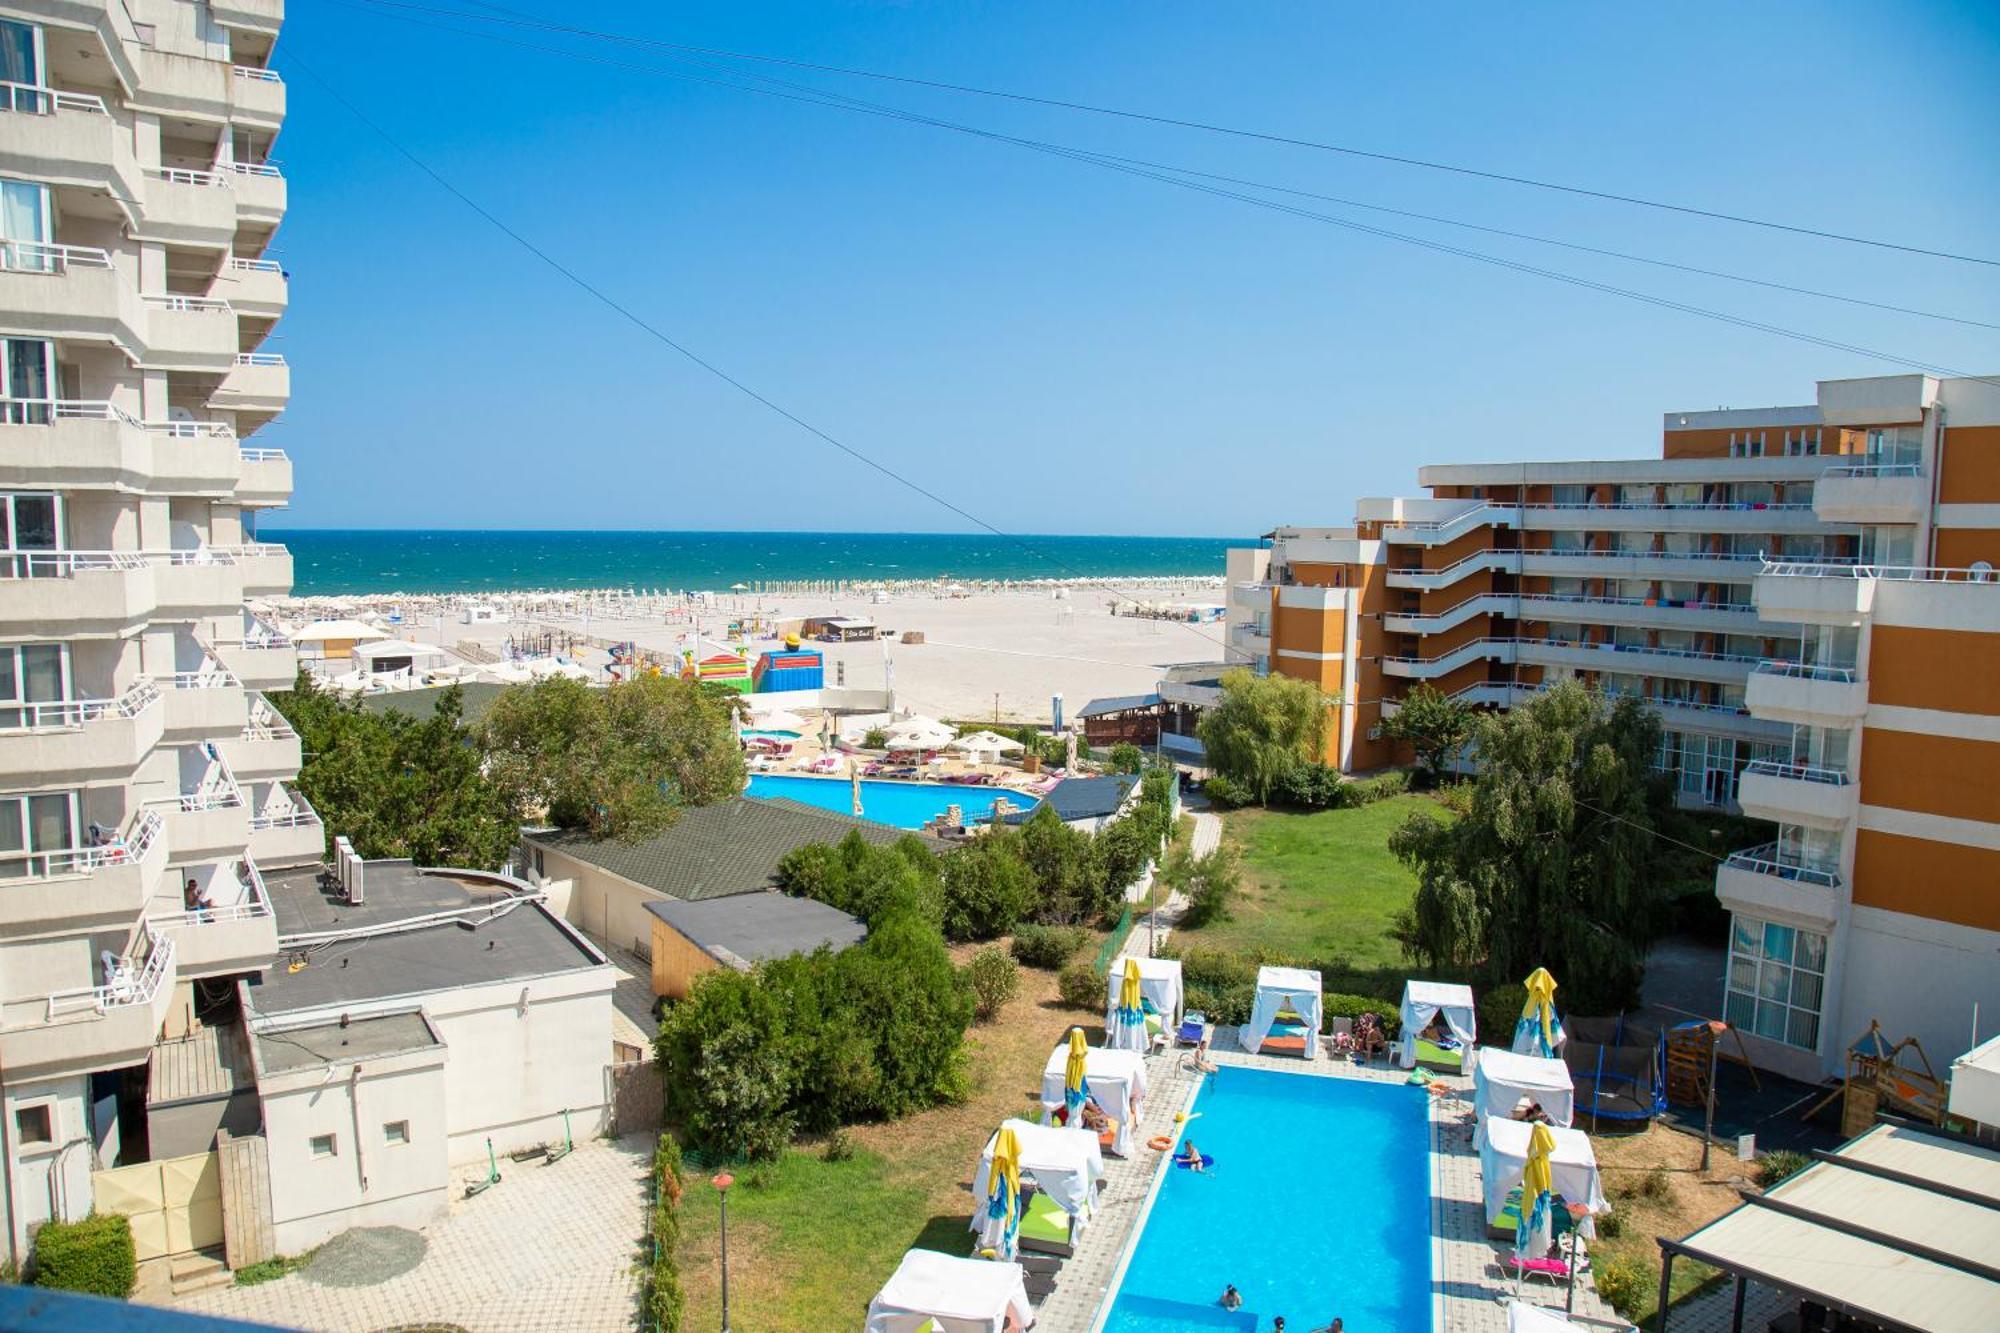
[1179, 794, 1442, 992]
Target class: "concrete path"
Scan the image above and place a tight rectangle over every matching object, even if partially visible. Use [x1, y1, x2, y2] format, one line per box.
[167, 1133, 653, 1332]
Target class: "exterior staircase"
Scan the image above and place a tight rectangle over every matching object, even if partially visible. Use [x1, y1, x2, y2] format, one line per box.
[168, 1248, 233, 1296]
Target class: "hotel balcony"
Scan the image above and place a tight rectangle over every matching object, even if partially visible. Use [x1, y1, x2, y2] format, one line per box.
[0, 809, 167, 934]
[153, 785, 250, 864]
[0, 243, 144, 354]
[1385, 592, 1763, 638]
[0, 679, 163, 784]
[0, 403, 239, 494]
[149, 550, 244, 618]
[248, 789, 324, 867]
[160, 669, 248, 742]
[1813, 462, 1928, 525]
[226, 162, 287, 226]
[0, 929, 178, 1080]
[143, 418, 243, 495]
[1514, 637, 1759, 686]
[1229, 622, 1271, 658]
[217, 255, 287, 318]
[1380, 636, 1515, 679]
[210, 633, 297, 691]
[235, 447, 292, 507]
[1751, 564, 1873, 625]
[229, 66, 286, 128]
[213, 712, 301, 780]
[0, 551, 154, 637]
[137, 167, 237, 247]
[141, 293, 239, 371]
[1736, 760, 1858, 831]
[1228, 581, 1270, 614]
[1714, 843, 1841, 931]
[1385, 548, 1771, 592]
[0, 84, 145, 209]
[227, 542, 292, 597]
[149, 859, 278, 980]
[212, 0, 285, 37]
[1743, 660, 1868, 727]
[212, 353, 290, 414]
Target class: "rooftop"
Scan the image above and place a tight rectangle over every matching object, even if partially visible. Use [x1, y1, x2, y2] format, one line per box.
[1006, 774, 1139, 824]
[644, 891, 866, 970]
[147, 1022, 255, 1108]
[529, 796, 925, 902]
[1077, 693, 1161, 719]
[356, 681, 511, 727]
[255, 1011, 442, 1076]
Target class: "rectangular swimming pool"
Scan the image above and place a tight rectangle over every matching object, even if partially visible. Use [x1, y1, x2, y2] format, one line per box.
[745, 773, 1041, 829]
[1098, 1067, 1432, 1333]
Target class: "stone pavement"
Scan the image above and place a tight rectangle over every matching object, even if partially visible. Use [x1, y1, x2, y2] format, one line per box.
[165, 1133, 653, 1332]
[1653, 1277, 1786, 1332]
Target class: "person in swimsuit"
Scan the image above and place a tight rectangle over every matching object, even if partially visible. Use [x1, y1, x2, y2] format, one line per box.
[1220, 1284, 1243, 1311]
[1179, 1137, 1205, 1173]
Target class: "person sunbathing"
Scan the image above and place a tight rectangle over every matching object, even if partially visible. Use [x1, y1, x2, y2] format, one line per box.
[1513, 1099, 1553, 1124]
[1191, 1036, 1218, 1073]
[1179, 1138, 1206, 1172]
[1077, 1098, 1111, 1133]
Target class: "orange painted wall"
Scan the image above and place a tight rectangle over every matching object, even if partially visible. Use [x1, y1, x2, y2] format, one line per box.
[1852, 829, 2000, 933]
[1288, 561, 1347, 587]
[1859, 728, 2000, 824]
[1939, 426, 2000, 504]
[1663, 430, 1736, 460]
[1272, 600, 1344, 657]
[1867, 626, 2000, 716]
[1420, 572, 1496, 613]
[1423, 525, 1498, 570]
[1934, 529, 2000, 569]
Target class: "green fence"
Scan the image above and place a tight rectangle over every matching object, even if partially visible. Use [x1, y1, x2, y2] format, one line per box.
[1093, 907, 1135, 973]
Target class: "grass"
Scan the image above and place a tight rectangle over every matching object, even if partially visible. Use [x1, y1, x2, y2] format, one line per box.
[1588, 1123, 1759, 1324]
[1179, 795, 1441, 991]
[672, 947, 1101, 1331]
[233, 1250, 313, 1287]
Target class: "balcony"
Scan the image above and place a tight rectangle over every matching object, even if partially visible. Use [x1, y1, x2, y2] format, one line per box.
[248, 790, 325, 867]
[210, 633, 297, 690]
[236, 447, 292, 506]
[225, 162, 286, 225]
[0, 243, 144, 353]
[0, 403, 242, 494]
[211, 0, 284, 37]
[214, 713, 301, 780]
[1736, 760, 1858, 831]
[1752, 563, 1875, 625]
[212, 353, 289, 414]
[0, 83, 145, 209]
[1514, 637, 1760, 686]
[1384, 547, 1772, 592]
[142, 418, 242, 494]
[138, 167, 236, 247]
[1380, 636, 1515, 679]
[160, 670, 247, 742]
[148, 550, 244, 617]
[1744, 660, 1868, 726]
[218, 255, 287, 318]
[229, 66, 286, 128]
[154, 785, 250, 863]
[1814, 462, 1928, 525]
[150, 859, 278, 979]
[0, 809, 167, 933]
[1519, 502, 1824, 535]
[142, 293, 238, 371]
[0, 930, 177, 1079]
[0, 551, 154, 636]
[1714, 843, 1841, 930]
[0, 679, 163, 783]
[226, 542, 292, 597]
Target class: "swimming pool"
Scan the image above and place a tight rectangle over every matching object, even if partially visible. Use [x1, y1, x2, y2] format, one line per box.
[745, 773, 1041, 830]
[1098, 1068, 1432, 1333]
[738, 728, 804, 741]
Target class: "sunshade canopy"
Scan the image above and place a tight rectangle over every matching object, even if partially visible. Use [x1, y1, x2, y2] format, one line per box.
[887, 716, 957, 747]
[951, 730, 1025, 754]
[1239, 965, 1323, 1056]
[1479, 1117, 1609, 1236]
[353, 638, 444, 660]
[866, 1249, 1031, 1332]
[290, 618, 380, 641]
[1473, 1047, 1577, 1137]
[1040, 1044, 1147, 1156]
[1103, 955, 1184, 1039]
[1399, 979, 1477, 1068]
[969, 1118, 1104, 1225]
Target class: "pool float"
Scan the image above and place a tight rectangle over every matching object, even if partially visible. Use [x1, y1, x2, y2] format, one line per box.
[1171, 1153, 1215, 1170]
[1147, 1135, 1173, 1152]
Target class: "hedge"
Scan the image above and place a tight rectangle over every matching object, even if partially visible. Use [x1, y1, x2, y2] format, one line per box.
[1011, 923, 1087, 969]
[31, 1213, 134, 1298]
[646, 1135, 686, 1333]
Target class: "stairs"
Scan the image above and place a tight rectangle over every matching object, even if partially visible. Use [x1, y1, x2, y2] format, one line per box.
[1665, 1024, 1712, 1107]
[169, 1249, 233, 1296]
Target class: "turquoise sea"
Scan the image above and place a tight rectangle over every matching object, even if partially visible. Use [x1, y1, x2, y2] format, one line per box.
[265, 530, 1240, 596]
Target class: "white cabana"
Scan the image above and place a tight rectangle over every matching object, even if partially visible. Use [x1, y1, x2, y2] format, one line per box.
[526, 657, 594, 680]
[951, 730, 1026, 758]
[1479, 1117, 1609, 1238]
[864, 1249, 1032, 1333]
[1039, 1044, 1148, 1157]
[353, 638, 445, 665]
[289, 618, 381, 642]
[1103, 956, 1184, 1044]
[1473, 1046, 1577, 1137]
[1238, 964, 1322, 1058]
[969, 1118, 1103, 1241]
[1399, 979, 1478, 1068]
[1506, 1301, 1582, 1333]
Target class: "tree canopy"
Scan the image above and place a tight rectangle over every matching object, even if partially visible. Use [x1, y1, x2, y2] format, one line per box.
[1381, 682, 1475, 786]
[1196, 668, 1335, 804]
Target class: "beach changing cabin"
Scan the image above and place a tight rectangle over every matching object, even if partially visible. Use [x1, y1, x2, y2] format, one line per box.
[753, 648, 825, 693]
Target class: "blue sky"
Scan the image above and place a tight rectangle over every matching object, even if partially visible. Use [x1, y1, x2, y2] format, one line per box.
[268, 2, 2000, 534]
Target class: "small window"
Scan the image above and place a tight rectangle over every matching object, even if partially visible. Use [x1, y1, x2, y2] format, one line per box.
[383, 1120, 409, 1145]
[310, 1133, 337, 1158]
[15, 1105, 51, 1146]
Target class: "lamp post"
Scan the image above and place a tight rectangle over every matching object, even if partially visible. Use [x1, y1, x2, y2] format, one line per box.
[1699, 1019, 1726, 1172]
[711, 1172, 734, 1332]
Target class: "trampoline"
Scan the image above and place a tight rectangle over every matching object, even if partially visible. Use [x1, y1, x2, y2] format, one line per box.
[1563, 1015, 1666, 1126]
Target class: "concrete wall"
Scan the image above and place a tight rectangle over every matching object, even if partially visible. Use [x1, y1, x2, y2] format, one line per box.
[420, 975, 615, 1164]
[0, 1075, 94, 1267]
[146, 1089, 259, 1160]
[537, 845, 664, 960]
[1836, 906, 1998, 1078]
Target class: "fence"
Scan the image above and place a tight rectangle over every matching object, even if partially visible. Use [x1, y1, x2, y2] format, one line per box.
[1093, 907, 1136, 973]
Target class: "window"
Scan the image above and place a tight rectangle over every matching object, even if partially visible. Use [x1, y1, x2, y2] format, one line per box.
[0, 789, 77, 879]
[0, 180, 53, 274]
[0, 644, 67, 728]
[309, 1133, 337, 1158]
[1729, 431, 1765, 458]
[14, 1104, 51, 1146]
[383, 1120, 409, 1145]
[1784, 428, 1822, 456]
[1, 340, 54, 425]
[1725, 916, 1827, 1050]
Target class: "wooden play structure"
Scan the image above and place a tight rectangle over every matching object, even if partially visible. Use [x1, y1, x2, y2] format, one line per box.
[1665, 1019, 1759, 1109]
[1803, 1020, 1948, 1137]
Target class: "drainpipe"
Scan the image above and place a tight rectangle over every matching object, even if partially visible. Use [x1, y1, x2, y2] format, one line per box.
[349, 1065, 368, 1196]
[0, 1083, 15, 1272]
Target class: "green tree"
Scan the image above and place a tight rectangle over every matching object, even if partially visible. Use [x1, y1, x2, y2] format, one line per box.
[1387, 681, 1674, 1008]
[1162, 845, 1242, 929]
[937, 830, 1036, 941]
[1196, 668, 1334, 804]
[1017, 804, 1106, 924]
[1106, 742, 1144, 774]
[478, 674, 744, 841]
[1381, 682, 1475, 787]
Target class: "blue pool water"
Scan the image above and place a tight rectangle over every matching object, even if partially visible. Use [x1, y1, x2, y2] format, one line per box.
[1101, 1068, 1432, 1333]
[738, 728, 803, 741]
[745, 774, 1041, 830]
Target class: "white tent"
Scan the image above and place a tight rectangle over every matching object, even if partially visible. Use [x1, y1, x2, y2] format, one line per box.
[864, 1249, 1032, 1333]
[353, 638, 445, 663]
[1399, 979, 1478, 1068]
[1473, 1046, 1576, 1138]
[968, 1118, 1103, 1248]
[1039, 1044, 1148, 1157]
[1103, 956, 1185, 1050]
[742, 705, 806, 731]
[1506, 1301, 1582, 1333]
[951, 730, 1025, 758]
[289, 618, 380, 642]
[1479, 1117, 1610, 1238]
[1239, 964, 1322, 1058]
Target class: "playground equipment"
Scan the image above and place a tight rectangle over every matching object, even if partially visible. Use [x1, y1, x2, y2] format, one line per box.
[1803, 1020, 1948, 1136]
[1563, 1015, 1668, 1128]
[1665, 1019, 1760, 1110]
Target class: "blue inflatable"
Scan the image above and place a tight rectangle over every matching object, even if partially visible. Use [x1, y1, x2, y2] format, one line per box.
[1172, 1153, 1215, 1170]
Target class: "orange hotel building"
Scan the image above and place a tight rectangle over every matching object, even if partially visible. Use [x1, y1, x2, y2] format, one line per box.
[1218, 373, 1999, 1081]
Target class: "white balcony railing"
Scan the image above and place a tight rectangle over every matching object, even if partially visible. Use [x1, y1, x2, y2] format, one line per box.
[239, 447, 286, 462]
[142, 292, 234, 315]
[0, 548, 149, 578]
[147, 418, 236, 439]
[249, 788, 319, 831]
[1741, 758, 1851, 787]
[0, 240, 115, 274]
[165, 858, 274, 931]
[0, 80, 111, 116]
[226, 161, 284, 179]
[1759, 560, 1999, 585]
[1753, 659, 1857, 684]
[1724, 842, 1842, 889]
[234, 352, 286, 367]
[228, 255, 284, 275]
[0, 807, 162, 882]
[45, 929, 174, 1019]
[1822, 460, 1922, 479]
[0, 677, 160, 733]
[5, 398, 135, 428]
[149, 166, 228, 189]
[232, 66, 283, 84]
[163, 667, 241, 692]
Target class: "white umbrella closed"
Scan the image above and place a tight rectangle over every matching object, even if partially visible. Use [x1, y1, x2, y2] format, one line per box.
[951, 730, 1025, 758]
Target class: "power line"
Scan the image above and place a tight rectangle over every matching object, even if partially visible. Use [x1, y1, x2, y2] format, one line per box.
[343, 0, 2000, 269]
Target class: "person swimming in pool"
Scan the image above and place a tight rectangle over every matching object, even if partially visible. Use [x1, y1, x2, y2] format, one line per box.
[1179, 1137, 1206, 1172]
[1310, 1320, 1343, 1333]
[1220, 1284, 1243, 1310]
[1272, 1318, 1286, 1332]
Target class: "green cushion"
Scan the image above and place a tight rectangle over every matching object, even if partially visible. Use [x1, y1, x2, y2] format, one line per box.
[1018, 1192, 1071, 1245]
[1415, 1037, 1464, 1069]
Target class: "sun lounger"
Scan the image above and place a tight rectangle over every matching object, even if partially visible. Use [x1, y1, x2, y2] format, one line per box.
[1176, 1012, 1207, 1046]
[1017, 1191, 1076, 1258]
[1415, 1034, 1466, 1072]
[1505, 1255, 1571, 1285]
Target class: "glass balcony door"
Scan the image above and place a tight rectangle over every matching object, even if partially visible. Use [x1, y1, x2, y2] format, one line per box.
[0, 643, 68, 728]
[2, 338, 53, 424]
[0, 19, 43, 112]
[0, 178, 52, 273]
[0, 790, 79, 879]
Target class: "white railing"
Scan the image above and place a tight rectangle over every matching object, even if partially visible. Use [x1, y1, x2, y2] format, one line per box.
[0, 808, 165, 881]
[239, 447, 287, 462]
[1387, 546, 1785, 579]
[226, 161, 284, 179]
[0, 548, 149, 578]
[0, 677, 159, 732]
[250, 793, 319, 831]
[1725, 842, 1842, 889]
[46, 930, 174, 1019]
[232, 65, 283, 84]
[228, 255, 284, 274]
[1822, 460, 1922, 479]
[0, 240, 115, 273]
[172, 779, 244, 813]
[1519, 637, 1764, 667]
[147, 418, 236, 439]
[217, 541, 286, 559]
[0, 80, 110, 115]
[149, 166, 227, 188]
[1754, 659, 1858, 684]
[233, 352, 286, 367]
[163, 667, 241, 691]
[2, 398, 141, 428]
[143, 292, 234, 314]
[1759, 559, 1997, 584]
[166, 859, 273, 929]
[1743, 758, 1850, 787]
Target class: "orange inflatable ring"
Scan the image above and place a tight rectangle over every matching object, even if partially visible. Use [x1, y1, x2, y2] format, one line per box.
[1147, 1135, 1173, 1152]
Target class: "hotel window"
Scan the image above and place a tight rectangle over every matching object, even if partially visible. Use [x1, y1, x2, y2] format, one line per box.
[309, 1133, 337, 1158]
[1616, 530, 1653, 554]
[0, 789, 77, 880]
[14, 1104, 51, 1147]
[1784, 428, 1821, 456]
[1663, 483, 1703, 507]
[1729, 431, 1766, 458]
[1551, 484, 1589, 507]
[1, 339, 55, 425]
[1617, 484, 1655, 507]
[383, 1120, 409, 1146]
[1726, 916, 1826, 1050]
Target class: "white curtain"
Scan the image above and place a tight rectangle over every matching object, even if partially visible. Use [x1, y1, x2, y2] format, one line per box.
[1240, 967, 1323, 1056]
[1399, 981, 1478, 1067]
[1472, 1047, 1576, 1136]
[968, 1120, 1101, 1225]
[1479, 1118, 1609, 1239]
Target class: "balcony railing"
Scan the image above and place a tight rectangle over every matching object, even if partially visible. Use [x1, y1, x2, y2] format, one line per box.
[0, 240, 115, 274]
[0, 548, 149, 578]
[166, 859, 274, 930]
[234, 352, 286, 367]
[149, 166, 228, 189]
[249, 788, 319, 831]
[239, 447, 287, 462]
[0, 677, 160, 732]
[226, 161, 284, 180]
[148, 418, 236, 439]
[163, 667, 241, 692]
[1760, 559, 1998, 584]
[227, 255, 285, 275]
[46, 929, 173, 1019]
[1754, 659, 1857, 684]
[142, 293, 234, 315]
[1388, 547, 1785, 579]
[232, 66, 283, 84]
[1823, 460, 1921, 479]
[1742, 758, 1850, 787]
[1725, 842, 1842, 889]
[0, 808, 162, 882]
[0, 80, 111, 116]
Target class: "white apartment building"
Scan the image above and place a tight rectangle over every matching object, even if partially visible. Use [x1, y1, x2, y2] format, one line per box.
[0, 0, 320, 1263]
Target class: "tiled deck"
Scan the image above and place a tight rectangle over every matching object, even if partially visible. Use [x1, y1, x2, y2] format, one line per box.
[1029, 1035, 1630, 1332]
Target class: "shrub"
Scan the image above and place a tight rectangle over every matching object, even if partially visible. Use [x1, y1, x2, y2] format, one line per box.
[1166, 847, 1241, 930]
[1321, 992, 1402, 1039]
[647, 1134, 686, 1333]
[1011, 923, 1086, 969]
[862, 727, 889, 749]
[1756, 1149, 1811, 1188]
[1056, 959, 1104, 1009]
[1184, 980, 1256, 1026]
[1106, 742, 1144, 774]
[1162, 945, 1256, 991]
[1640, 1167, 1670, 1200]
[939, 832, 1036, 941]
[966, 947, 1020, 1022]
[1201, 774, 1249, 808]
[1594, 1209, 1624, 1239]
[822, 1128, 856, 1163]
[1094, 816, 1152, 898]
[31, 1213, 135, 1299]
[1346, 770, 1410, 804]
[1477, 982, 1527, 1047]
[1592, 1253, 1648, 1319]
[1017, 805, 1106, 924]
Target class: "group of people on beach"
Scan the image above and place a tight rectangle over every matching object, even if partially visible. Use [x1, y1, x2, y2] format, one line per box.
[1218, 1291, 1343, 1333]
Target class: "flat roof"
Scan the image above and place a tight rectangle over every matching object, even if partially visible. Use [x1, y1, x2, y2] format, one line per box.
[147, 1022, 255, 1107]
[1077, 693, 1160, 719]
[354, 681, 510, 727]
[1004, 774, 1138, 824]
[255, 1011, 441, 1076]
[1665, 1123, 2000, 1333]
[644, 891, 865, 969]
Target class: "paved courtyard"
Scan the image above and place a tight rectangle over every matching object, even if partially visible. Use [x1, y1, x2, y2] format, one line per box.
[165, 1133, 653, 1332]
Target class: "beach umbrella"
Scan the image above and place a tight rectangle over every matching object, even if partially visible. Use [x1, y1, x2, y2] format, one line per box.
[851, 761, 864, 818]
[950, 730, 1024, 758]
[744, 706, 806, 731]
[1108, 958, 1148, 1053]
[978, 1126, 1024, 1260]
[1062, 1027, 1091, 1124]
[1512, 968, 1566, 1059]
[1516, 1123, 1558, 1283]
